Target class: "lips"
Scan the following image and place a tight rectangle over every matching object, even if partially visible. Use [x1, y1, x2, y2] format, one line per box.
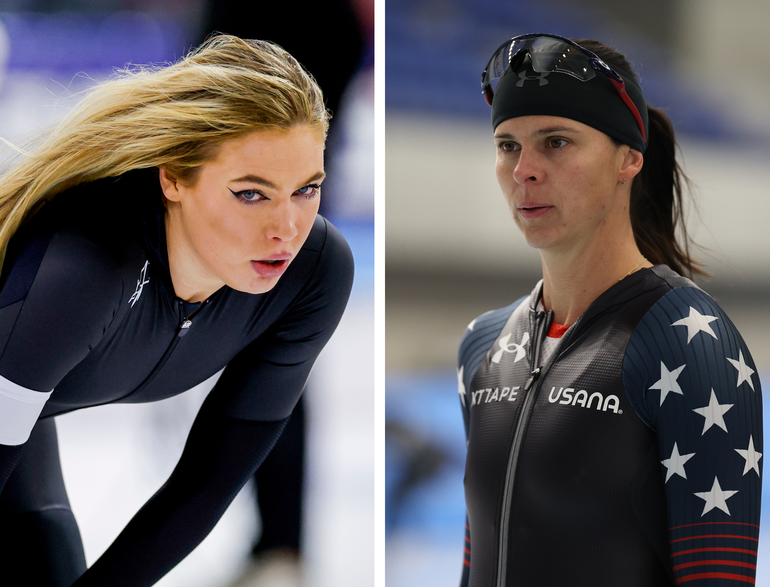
[517, 200, 553, 219]
[251, 254, 293, 278]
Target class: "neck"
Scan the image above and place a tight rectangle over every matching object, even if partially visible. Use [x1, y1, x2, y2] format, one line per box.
[165, 209, 224, 303]
[539, 229, 650, 326]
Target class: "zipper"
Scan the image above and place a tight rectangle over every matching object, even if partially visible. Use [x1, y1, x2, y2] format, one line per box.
[177, 298, 202, 338]
[47, 293, 215, 418]
[496, 308, 553, 587]
[120, 299, 209, 399]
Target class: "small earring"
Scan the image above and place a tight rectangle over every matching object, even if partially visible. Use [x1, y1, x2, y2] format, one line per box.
[620, 177, 626, 185]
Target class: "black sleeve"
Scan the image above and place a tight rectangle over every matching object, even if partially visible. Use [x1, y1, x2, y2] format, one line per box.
[70, 221, 354, 586]
[0, 229, 121, 493]
[72, 398, 288, 587]
[0, 445, 23, 496]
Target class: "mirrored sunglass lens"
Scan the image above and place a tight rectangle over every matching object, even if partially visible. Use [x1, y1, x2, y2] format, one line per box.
[484, 39, 527, 93]
[485, 37, 597, 95]
[490, 50, 508, 80]
[527, 40, 596, 81]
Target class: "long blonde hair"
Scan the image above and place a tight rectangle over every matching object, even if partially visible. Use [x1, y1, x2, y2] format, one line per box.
[0, 34, 329, 268]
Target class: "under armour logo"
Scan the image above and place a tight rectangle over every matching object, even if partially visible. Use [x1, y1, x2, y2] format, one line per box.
[128, 260, 150, 307]
[516, 71, 549, 87]
[492, 332, 530, 364]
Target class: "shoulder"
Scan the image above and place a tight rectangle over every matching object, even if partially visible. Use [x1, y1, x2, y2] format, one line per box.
[302, 215, 354, 277]
[248, 217, 355, 340]
[22, 170, 155, 257]
[278, 215, 354, 301]
[623, 268, 758, 426]
[612, 264, 715, 339]
[46, 169, 157, 248]
[458, 295, 529, 392]
[459, 299, 526, 356]
[632, 273, 741, 351]
[0, 172, 154, 308]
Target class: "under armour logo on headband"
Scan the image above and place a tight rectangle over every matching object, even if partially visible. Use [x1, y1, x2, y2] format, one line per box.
[516, 71, 549, 87]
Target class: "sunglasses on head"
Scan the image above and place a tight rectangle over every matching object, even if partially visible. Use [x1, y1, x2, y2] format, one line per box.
[481, 33, 646, 144]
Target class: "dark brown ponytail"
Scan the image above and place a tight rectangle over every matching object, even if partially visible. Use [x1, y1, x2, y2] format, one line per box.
[630, 107, 706, 278]
[574, 39, 705, 279]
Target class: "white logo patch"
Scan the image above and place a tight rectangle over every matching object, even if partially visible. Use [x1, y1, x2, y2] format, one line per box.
[492, 332, 529, 364]
[547, 386, 622, 414]
[471, 386, 520, 406]
[128, 260, 150, 307]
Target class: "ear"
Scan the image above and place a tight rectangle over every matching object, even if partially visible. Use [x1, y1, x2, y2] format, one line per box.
[159, 168, 182, 202]
[619, 147, 644, 183]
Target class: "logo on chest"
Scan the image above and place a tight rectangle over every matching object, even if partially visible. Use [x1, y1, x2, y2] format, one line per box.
[491, 331, 529, 364]
[547, 386, 622, 414]
[128, 260, 150, 308]
[470, 385, 520, 407]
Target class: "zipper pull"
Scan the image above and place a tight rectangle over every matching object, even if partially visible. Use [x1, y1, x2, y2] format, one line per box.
[178, 319, 192, 337]
[523, 367, 541, 392]
[524, 308, 552, 392]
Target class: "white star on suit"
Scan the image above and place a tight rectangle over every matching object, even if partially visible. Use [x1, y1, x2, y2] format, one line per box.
[735, 435, 762, 477]
[661, 442, 695, 482]
[727, 350, 756, 391]
[692, 389, 733, 435]
[458, 366, 466, 408]
[467, 318, 477, 331]
[649, 362, 686, 406]
[694, 477, 738, 516]
[671, 307, 719, 343]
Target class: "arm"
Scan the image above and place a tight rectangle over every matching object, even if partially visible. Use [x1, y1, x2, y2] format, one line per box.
[624, 286, 762, 585]
[457, 329, 474, 587]
[0, 445, 24, 495]
[72, 400, 287, 587]
[0, 229, 122, 494]
[76, 217, 354, 585]
[456, 300, 524, 587]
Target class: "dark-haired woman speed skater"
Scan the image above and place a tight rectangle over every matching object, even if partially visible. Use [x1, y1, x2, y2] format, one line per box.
[458, 33, 762, 586]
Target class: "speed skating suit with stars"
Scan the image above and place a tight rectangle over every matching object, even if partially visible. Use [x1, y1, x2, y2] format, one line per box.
[457, 265, 762, 586]
[0, 169, 354, 587]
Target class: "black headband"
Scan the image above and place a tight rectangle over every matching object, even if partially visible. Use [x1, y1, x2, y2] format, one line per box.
[491, 63, 649, 152]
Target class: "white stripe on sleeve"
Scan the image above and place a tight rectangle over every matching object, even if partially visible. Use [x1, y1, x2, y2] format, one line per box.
[0, 375, 52, 445]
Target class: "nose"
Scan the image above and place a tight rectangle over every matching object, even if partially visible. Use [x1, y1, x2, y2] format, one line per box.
[266, 201, 299, 242]
[511, 147, 542, 185]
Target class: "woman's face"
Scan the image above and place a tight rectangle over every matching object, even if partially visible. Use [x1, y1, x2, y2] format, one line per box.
[494, 115, 642, 254]
[161, 125, 325, 299]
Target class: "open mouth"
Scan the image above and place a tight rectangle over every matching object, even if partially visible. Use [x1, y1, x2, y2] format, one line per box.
[251, 257, 291, 278]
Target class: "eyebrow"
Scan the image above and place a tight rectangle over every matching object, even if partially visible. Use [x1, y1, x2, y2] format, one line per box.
[231, 171, 326, 189]
[494, 126, 581, 140]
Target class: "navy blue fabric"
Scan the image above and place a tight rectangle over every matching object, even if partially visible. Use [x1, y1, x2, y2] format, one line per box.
[458, 297, 526, 438]
[624, 286, 763, 584]
[0, 170, 353, 421]
[0, 230, 53, 309]
[71, 411, 287, 587]
[0, 418, 87, 587]
[0, 169, 354, 585]
[457, 268, 762, 586]
[456, 297, 525, 579]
